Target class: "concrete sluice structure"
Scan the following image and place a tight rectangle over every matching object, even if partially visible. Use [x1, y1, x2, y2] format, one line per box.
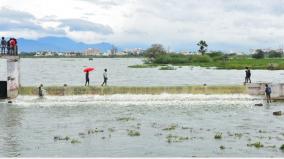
[247, 82, 284, 100]
[0, 56, 20, 99]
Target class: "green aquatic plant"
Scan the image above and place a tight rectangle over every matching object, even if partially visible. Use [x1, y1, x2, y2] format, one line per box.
[88, 128, 104, 134]
[234, 133, 243, 138]
[54, 136, 70, 141]
[116, 117, 135, 122]
[247, 142, 264, 148]
[128, 64, 159, 68]
[181, 126, 191, 130]
[163, 124, 178, 131]
[108, 128, 115, 132]
[214, 133, 222, 139]
[280, 144, 284, 151]
[159, 65, 176, 70]
[166, 134, 189, 143]
[220, 145, 225, 150]
[71, 139, 81, 144]
[127, 130, 141, 137]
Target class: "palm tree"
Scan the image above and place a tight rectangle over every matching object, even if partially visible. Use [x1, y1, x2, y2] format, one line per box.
[197, 40, 208, 55]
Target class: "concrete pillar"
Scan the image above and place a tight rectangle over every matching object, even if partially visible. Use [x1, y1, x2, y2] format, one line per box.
[6, 56, 20, 99]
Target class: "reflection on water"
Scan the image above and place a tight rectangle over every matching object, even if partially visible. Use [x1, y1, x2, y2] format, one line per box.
[0, 94, 284, 157]
[1, 58, 283, 86]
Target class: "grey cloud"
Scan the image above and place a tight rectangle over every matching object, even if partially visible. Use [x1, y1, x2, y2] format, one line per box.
[0, 7, 66, 35]
[59, 19, 113, 34]
[0, 7, 35, 21]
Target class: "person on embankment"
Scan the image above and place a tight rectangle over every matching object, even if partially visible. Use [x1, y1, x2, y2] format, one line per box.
[101, 69, 108, 86]
[39, 84, 45, 97]
[265, 84, 272, 103]
[85, 71, 90, 86]
[245, 67, 251, 84]
[1, 37, 6, 55]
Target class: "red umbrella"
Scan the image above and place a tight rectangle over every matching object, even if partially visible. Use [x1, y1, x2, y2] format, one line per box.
[83, 67, 95, 72]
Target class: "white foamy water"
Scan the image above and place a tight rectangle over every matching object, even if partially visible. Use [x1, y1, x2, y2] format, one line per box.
[10, 94, 261, 107]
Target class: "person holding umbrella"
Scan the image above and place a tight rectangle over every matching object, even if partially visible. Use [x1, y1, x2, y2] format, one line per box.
[85, 71, 90, 86]
[83, 67, 95, 86]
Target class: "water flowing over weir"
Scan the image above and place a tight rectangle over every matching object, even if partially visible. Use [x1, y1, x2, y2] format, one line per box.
[13, 94, 261, 107]
[0, 94, 284, 157]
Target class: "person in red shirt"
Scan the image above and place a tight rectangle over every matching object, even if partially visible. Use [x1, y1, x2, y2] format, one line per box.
[9, 38, 16, 55]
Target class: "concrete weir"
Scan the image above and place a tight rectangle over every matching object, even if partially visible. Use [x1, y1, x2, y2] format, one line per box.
[19, 85, 247, 96]
[0, 56, 20, 99]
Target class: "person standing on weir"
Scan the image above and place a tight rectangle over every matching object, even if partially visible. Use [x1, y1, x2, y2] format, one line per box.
[245, 67, 251, 84]
[265, 84, 272, 103]
[1, 37, 6, 55]
[9, 38, 16, 55]
[39, 84, 44, 97]
[101, 69, 108, 86]
[85, 71, 90, 86]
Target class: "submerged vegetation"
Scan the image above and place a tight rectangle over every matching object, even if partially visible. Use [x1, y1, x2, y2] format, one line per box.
[280, 144, 284, 151]
[214, 133, 223, 139]
[127, 130, 141, 137]
[162, 124, 178, 131]
[166, 134, 189, 143]
[159, 65, 176, 70]
[247, 142, 264, 148]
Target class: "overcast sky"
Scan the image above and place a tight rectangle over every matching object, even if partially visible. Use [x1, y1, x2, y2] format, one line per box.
[1, 0, 284, 52]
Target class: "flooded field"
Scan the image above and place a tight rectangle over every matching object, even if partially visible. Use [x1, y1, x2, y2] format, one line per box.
[0, 94, 284, 157]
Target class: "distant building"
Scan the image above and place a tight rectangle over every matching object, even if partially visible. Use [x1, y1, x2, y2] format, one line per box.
[123, 48, 145, 55]
[84, 48, 101, 56]
[111, 46, 118, 56]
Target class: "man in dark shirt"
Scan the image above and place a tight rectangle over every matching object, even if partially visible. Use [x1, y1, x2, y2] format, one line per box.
[1, 37, 6, 55]
[265, 84, 272, 103]
[85, 72, 90, 86]
[245, 67, 251, 84]
[7, 38, 11, 55]
[39, 84, 44, 97]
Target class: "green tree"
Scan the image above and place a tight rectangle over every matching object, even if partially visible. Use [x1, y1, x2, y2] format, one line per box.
[268, 50, 282, 58]
[144, 44, 167, 62]
[252, 49, 265, 59]
[197, 40, 208, 55]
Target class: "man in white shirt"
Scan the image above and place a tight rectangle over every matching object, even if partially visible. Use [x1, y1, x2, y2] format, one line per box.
[101, 69, 108, 86]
